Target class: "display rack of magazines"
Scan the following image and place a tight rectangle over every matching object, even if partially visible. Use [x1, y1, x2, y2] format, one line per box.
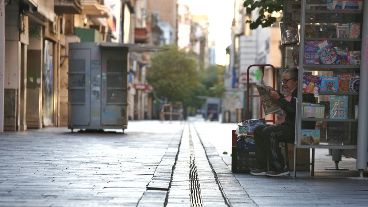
[296, 0, 362, 149]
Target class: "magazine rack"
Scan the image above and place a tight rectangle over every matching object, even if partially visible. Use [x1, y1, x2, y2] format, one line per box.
[295, 0, 363, 175]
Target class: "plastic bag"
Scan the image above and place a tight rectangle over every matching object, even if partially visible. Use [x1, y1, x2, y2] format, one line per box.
[236, 119, 266, 136]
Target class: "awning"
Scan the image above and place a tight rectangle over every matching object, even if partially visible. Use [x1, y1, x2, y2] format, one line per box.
[37, 0, 56, 22]
[90, 17, 108, 27]
[135, 28, 148, 43]
[126, 44, 165, 53]
[82, 3, 110, 17]
[22, 0, 56, 22]
[54, 0, 82, 14]
[99, 43, 164, 53]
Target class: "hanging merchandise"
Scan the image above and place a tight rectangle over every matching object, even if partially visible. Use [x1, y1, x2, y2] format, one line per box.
[280, 21, 299, 45]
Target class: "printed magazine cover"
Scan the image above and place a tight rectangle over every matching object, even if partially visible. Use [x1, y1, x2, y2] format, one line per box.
[303, 74, 321, 94]
[337, 72, 352, 93]
[256, 84, 282, 115]
[330, 95, 348, 119]
[320, 76, 339, 93]
[301, 129, 320, 145]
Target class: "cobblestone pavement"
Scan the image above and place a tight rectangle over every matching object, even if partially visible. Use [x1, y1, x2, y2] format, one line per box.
[192, 119, 368, 207]
[0, 121, 183, 207]
[1, 119, 368, 207]
[138, 122, 255, 206]
[164, 124, 255, 207]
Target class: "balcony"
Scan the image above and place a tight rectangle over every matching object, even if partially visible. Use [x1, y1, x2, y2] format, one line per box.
[135, 28, 148, 43]
[55, 0, 82, 14]
[80, 0, 109, 17]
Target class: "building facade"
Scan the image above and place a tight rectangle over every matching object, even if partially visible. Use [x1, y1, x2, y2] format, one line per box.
[223, 0, 282, 123]
[0, 0, 137, 131]
[127, 0, 177, 120]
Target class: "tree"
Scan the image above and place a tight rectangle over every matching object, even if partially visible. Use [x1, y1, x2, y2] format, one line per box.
[200, 65, 225, 98]
[243, 0, 283, 29]
[147, 45, 201, 107]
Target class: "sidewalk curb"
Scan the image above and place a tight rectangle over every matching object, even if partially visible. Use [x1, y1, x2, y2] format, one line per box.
[193, 125, 258, 207]
[137, 129, 183, 206]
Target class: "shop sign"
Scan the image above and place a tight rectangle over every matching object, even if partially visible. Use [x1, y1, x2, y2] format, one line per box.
[239, 68, 263, 85]
[133, 83, 152, 92]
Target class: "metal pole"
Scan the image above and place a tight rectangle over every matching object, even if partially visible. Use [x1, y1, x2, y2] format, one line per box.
[357, 1, 368, 172]
[0, 0, 5, 132]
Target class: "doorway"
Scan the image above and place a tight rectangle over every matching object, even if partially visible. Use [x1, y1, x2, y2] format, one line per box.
[42, 40, 54, 126]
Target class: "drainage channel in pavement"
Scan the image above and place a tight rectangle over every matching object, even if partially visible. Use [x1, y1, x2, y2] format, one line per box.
[192, 123, 258, 207]
[165, 124, 228, 206]
[137, 123, 257, 207]
[189, 134, 203, 206]
[138, 123, 231, 207]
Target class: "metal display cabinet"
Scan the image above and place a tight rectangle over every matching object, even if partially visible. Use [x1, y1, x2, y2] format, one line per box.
[295, 0, 363, 173]
[68, 42, 128, 132]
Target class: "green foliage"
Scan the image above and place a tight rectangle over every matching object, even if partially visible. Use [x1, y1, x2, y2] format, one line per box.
[243, 0, 283, 29]
[147, 45, 201, 106]
[147, 46, 226, 111]
[200, 65, 225, 98]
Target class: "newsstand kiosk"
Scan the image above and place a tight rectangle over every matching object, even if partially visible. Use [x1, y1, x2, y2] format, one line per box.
[68, 43, 128, 132]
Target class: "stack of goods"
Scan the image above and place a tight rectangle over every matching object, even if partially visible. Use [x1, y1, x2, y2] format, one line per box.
[304, 40, 360, 65]
[303, 74, 360, 94]
[327, 0, 363, 10]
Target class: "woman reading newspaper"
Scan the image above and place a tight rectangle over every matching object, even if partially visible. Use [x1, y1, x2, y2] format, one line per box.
[250, 68, 315, 177]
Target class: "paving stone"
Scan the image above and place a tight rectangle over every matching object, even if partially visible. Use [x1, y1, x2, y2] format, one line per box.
[0, 121, 183, 206]
[192, 120, 368, 207]
[3, 120, 368, 206]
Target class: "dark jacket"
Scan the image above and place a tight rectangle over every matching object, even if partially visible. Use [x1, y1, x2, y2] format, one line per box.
[278, 89, 315, 129]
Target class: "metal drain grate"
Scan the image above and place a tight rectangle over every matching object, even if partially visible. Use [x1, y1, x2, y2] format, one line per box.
[189, 134, 203, 207]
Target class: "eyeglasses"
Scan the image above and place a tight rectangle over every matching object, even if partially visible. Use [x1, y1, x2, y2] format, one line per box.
[281, 78, 294, 84]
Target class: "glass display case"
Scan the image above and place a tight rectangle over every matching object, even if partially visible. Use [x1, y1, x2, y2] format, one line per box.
[296, 0, 363, 149]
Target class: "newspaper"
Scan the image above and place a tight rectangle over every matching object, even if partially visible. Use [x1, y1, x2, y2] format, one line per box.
[255, 83, 282, 115]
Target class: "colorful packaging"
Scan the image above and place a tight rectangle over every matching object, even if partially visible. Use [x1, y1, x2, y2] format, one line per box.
[302, 103, 325, 119]
[304, 41, 321, 64]
[344, 0, 363, 10]
[337, 72, 352, 93]
[334, 47, 349, 64]
[301, 129, 320, 145]
[320, 76, 339, 93]
[349, 77, 360, 93]
[327, 0, 362, 10]
[303, 74, 321, 94]
[349, 23, 361, 38]
[326, 0, 344, 10]
[348, 51, 361, 65]
[330, 95, 348, 119]
[336, 24, 350, 38]
[318, 43, 337, 64]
